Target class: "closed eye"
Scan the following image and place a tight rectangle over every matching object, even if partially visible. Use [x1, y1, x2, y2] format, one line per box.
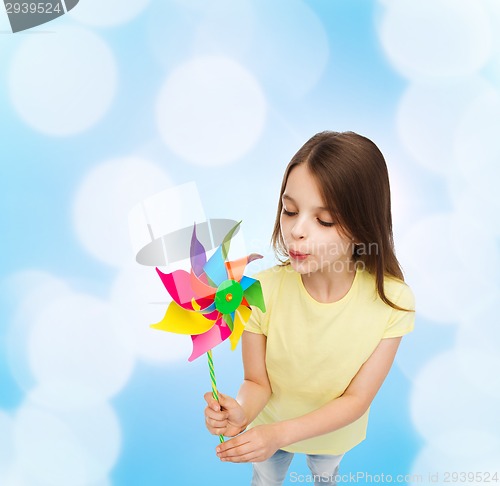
[282, 209, 297, 216]
[317, 219, 335, 227]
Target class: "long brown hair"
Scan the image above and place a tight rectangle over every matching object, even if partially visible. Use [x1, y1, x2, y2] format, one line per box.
[271, 131, 409, 311]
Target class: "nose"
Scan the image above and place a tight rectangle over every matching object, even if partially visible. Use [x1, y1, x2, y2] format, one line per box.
[290, 217, 307, 240]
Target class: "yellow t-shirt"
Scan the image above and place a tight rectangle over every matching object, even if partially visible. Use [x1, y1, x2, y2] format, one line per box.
[244, 264, 415, 455]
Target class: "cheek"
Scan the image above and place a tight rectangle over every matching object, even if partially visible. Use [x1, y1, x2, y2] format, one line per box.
[279, 215, 288, 238]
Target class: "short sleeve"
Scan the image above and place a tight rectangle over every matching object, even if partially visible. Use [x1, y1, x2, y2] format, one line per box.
[244, 305, 265, 335]
[383, 283, 416, 339]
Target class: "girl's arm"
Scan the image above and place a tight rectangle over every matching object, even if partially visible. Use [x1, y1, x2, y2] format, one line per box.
[204, 330, 271, 437]
[236, 330, 272, 428]
[216, 336, 402, 462]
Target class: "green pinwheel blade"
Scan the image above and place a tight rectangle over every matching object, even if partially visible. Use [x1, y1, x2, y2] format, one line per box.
[221, 221, 242, 260]
[203, 221, 242, 287]
[243, 280, 266, 312]
[223, 312, 234, 332]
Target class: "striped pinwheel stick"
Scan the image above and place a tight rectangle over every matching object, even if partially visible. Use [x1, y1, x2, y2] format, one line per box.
[207, 349, 225, 443]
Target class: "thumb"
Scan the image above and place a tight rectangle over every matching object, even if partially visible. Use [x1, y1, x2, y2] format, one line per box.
[217, 392, 234, 409]
[204, 392, 220, 411]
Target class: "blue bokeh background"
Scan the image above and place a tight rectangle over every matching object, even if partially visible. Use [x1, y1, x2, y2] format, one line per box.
[2, 0, 500, 484]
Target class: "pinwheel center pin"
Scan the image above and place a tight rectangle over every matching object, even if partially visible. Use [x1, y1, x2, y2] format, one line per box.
[215, 279, 243, 314]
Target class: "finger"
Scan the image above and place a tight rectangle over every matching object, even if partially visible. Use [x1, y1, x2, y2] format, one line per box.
[219, 447, 259, 463]
[221, 452, 258, 463]
[203, 392, 221, 411]
[204, 407, 228, 421]
[217, 393, 234, 409]
[208, 425, 227, 436]
[216, 436, 250, 455]
[205, 415, 228, 429]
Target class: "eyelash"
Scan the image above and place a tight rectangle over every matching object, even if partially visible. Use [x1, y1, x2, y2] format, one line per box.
[282, 209, 335, 227]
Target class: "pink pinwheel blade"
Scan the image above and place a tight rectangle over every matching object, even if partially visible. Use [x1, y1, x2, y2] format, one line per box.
[188, 317, 231, 361]
[156, 268, 195, 309]
[157, 267, 216, 309]
[190, 271, 216, 301]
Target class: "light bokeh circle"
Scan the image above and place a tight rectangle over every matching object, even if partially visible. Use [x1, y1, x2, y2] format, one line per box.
[397, 77, 496, 175]
[5, 271, 72, 393]
[453, 89, 500, 213]
[8, 26, 117, 136]
[28, 292, 135, 399]
[73, 157, 172, 267]
[110, 264, 192, 363]
[410, 433, 500, 485]
[0, 412, 14, 477]
[448, 180, 500, 238]
[249, 0, 330, 98]
[14, 401, 120, 486]
[156, 56, 267, 167]
[410, 351, 500, 443]
[456, 294, 500, 400]
[398, 213, 497, 323]
[379, 0, 492, 79]
[68, 0, 151, 27]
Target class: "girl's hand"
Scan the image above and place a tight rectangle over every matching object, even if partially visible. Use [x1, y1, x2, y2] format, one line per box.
[204, 392, 247, 438]
[215, 424, 281, 463]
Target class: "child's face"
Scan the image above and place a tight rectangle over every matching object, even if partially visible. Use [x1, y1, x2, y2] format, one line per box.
[280, 164, 354, 275]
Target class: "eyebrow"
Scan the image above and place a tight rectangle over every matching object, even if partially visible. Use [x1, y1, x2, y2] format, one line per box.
[282, 194, 329, 211]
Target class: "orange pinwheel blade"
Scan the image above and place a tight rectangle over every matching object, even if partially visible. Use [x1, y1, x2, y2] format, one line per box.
[151, 301, 215, 335]
[225, 253, 262, 282]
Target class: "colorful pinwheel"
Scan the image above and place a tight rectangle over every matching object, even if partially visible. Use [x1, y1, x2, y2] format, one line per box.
[151, 221, 266, 360]
[150, 221, 266, 442]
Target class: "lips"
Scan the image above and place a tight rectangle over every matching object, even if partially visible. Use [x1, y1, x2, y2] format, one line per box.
[289, 249, 309, 261]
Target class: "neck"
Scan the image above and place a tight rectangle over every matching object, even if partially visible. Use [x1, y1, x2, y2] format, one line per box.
[301, 260, 357, 304]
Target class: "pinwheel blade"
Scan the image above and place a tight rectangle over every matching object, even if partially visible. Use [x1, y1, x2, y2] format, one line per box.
[203, 246, 228, 287]
[188, 318, 232, 361]
[222, 312, 234, 332]
[190, 270, 216, 301]
[243, 280, 266, 312]
[229, 306, 251, 350]
[225, 253, 262, 283]
[151, 301, 215, 335]
[190, 224, 207, 277]
[203, 221, 242, 286]
[240, 275, 256, 291]
[220, 221, 241, 260]
[156, 267, 197, 309]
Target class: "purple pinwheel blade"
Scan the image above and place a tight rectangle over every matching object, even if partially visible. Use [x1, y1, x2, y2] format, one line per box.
[190, 224, 207, 277]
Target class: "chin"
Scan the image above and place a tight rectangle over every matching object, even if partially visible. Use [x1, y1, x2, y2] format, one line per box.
[289, 260, 319, 274]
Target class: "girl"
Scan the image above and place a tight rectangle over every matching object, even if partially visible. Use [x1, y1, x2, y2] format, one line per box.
[204, 131, 415, 486]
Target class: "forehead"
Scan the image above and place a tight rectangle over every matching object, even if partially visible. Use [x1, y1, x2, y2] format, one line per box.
[283, 164, 326, 206]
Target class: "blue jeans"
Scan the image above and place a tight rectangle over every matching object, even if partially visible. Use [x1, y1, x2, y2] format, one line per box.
[251, 449, 344, 486]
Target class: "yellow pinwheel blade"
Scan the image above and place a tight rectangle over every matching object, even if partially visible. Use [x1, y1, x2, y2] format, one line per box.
[229, 306, 252, 350]
[151, 301, 214, 335]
